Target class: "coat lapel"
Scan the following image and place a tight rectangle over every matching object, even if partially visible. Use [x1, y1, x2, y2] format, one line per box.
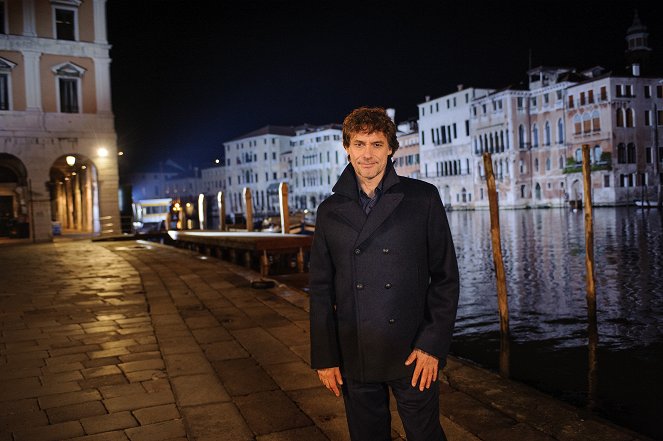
[330, 161, 404, 245]
[353, 161, 403, 248]
[353, 192, 403, 248]
[333, 201, 366, 234]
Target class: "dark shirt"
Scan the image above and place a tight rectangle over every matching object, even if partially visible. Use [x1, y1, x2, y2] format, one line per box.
[358, 178, 384, 215]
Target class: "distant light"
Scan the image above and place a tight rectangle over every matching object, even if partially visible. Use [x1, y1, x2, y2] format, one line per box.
[98, 147, 109, 157]
[66, 155, 76, 166]
[71, 172, 77, 176]
[64, 177, 70, 181]
[215, 159, 220, 164]
[118, 151, 124, 156]
[186, 202, 191, 207]
[81, 165, 87, 170]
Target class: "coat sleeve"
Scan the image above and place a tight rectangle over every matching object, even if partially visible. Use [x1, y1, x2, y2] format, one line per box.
[309, 211, 341, 369]
[413, 188, 460, 367]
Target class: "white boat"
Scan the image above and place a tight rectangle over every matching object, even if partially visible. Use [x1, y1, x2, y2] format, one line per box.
[633, 200, 658, 208]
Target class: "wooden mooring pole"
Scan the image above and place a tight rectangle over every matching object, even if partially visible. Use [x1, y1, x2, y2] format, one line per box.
[243, 187, 253, 232]
[581, 144, 599, 409]
[279, 182, 289, 235]
[217, 191, 226, 231]
[482, 153, 510, 378]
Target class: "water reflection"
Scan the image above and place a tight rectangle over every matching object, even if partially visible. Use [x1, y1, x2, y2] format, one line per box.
[448, 207, 663, 439]
[449, 207, 663, 350]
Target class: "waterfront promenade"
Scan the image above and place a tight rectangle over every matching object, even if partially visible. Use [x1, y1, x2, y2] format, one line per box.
[0, 239, 649, 441]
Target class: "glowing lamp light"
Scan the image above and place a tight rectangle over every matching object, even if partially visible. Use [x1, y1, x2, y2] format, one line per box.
[65, 155, 76, 166]
[118, 151, 124, 156]
[215, 159, 220, 164]
[97, 147, 109, 157]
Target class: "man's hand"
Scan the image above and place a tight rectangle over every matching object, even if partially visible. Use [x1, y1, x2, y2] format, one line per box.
[405, 349, 439, 391]
[317, 367, 343, 397]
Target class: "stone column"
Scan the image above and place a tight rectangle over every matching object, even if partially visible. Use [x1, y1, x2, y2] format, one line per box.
[92, 0, 109, 44]
[22, 0, 37, 37]
[66, 177, 74, 229]
[22, 50, 42, 111]
[74, 173, 82, 230]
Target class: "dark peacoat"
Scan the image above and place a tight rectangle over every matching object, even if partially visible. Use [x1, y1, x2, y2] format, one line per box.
[309, 161, 460, 382]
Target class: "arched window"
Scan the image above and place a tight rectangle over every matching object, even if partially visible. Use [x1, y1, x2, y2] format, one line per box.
[627, 143, 636, 163]
[535, 183, 542, 200]
[593, 145, 602, 163]
[534, 158, 539, 172]
[520, 185, 526, 198]
[626, 108, 635, 127]
[573, 114, 582, 134]
[500, 131, 505, 152]
[557, 118, 564, 144]
[582, 113, 591, 133]
[546, 157, 551, 170]
[518, 124, 525, 148]
[592, 110, 601, 131]
[532, 124, 539, 147]
[617, 143, 626, 163]
[544, 121, 551, 146]
[489, 133, 494, 152]
[575, 149, 582, 162]
[559, 156, 564, 169]
[616, 108, 624, 127]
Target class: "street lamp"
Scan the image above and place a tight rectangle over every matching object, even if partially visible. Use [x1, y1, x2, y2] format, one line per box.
[66, 155, 76, 166]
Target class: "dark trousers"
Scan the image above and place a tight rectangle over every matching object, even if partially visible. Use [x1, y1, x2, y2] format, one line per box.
[341, 376, 446, 441]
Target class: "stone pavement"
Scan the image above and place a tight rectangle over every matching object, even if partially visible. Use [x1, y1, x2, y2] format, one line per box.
[0, 239, 650, 441]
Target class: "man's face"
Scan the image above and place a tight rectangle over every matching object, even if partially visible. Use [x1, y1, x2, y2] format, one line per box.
[345, 131, 393, 183]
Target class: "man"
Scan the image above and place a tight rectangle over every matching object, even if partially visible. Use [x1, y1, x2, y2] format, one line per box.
[310, 107, 460, 441]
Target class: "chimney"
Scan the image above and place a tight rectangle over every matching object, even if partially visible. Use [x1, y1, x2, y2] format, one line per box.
[457, 84, 464, 91]
[425, 95, 430, 102]
[386, 108, 396, 122]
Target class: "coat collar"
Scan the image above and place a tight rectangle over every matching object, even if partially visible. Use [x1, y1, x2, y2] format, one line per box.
[332, 159, 400, 200]
[331, 160, 404, 248]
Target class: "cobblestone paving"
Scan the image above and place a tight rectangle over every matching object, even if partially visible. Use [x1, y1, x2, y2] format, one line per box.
[0, 239, 648, 441]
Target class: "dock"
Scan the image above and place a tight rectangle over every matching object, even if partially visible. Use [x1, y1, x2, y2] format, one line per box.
[167, 231, 313, 276]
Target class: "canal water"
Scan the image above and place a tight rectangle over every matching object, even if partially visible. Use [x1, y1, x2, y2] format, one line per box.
[446, 207, 662, 440]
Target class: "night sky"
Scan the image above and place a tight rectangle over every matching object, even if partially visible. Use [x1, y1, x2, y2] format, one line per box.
[106, 1, 662, 175]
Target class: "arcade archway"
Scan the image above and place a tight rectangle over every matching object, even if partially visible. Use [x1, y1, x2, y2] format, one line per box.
[49, 154, 100, 234]
[0, 154, 29, 238]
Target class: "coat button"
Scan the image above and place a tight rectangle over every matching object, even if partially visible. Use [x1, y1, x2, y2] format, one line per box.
[354, 248, 361, 255]
[384, 283, 392, 289]
[382, 248, 390, 254]
[388, 319, 395, 324]
[356, 283, 364, 289]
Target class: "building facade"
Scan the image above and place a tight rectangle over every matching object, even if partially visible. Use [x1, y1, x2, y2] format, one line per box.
[222, 126, 295, 215]
[418, 86, 493, 208]
[564, 75, 663, 206]
[290, 124, 346, 210]
[393, 119, 420, 179]
[0, 0, 120, 240]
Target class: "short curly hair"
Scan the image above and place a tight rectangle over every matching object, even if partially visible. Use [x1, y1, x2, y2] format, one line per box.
[342, 107, 399, 156]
